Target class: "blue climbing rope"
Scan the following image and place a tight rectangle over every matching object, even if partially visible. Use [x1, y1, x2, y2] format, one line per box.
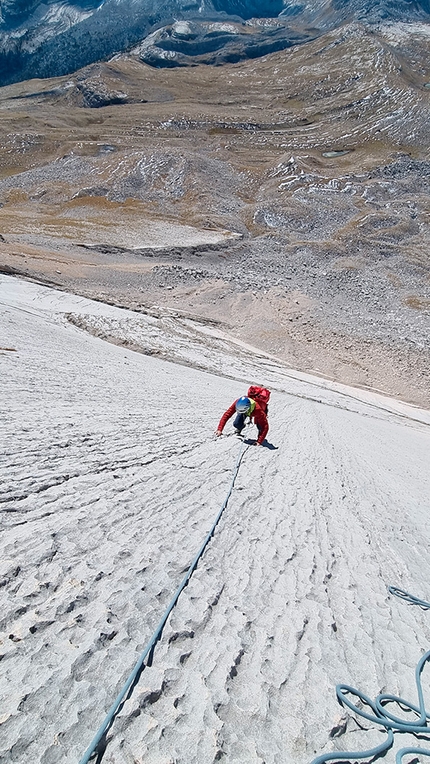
[310, 586, 430, 764]
[78, 439, 249, 764]
[396, 748, 430, 764]
[388, 585, 430, 610]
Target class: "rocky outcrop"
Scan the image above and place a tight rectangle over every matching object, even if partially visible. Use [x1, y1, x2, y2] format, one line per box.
[131, 19, 313, 68]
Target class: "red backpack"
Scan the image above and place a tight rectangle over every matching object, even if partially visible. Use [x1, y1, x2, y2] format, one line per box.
[247, 386, 270, 412]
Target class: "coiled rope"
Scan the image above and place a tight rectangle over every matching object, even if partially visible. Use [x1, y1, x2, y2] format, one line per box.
[311, 586, 430, 764]
[78, 439, 249, 764]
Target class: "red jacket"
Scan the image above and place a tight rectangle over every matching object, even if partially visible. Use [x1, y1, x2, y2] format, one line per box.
[217, 399, 269, 445]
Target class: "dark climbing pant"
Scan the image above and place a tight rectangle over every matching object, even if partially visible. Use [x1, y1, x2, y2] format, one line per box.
[234, 413, 263, 439]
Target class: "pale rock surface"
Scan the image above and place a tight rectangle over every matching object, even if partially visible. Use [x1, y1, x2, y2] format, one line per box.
[1, 274, 429, 763]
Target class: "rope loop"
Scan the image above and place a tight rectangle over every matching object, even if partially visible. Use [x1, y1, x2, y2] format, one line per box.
[396, 747, 430, 763]
[311, 588, 430, 764]
[388, 585, 430, 610]
[310, 728, 394, 764]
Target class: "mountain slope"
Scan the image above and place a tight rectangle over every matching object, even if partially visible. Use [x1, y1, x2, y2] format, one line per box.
[1, 22, 429, 405]
[1, 0, 430, 85]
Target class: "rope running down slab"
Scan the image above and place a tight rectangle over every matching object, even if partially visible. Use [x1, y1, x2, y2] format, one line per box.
[78, 439, 249, 764]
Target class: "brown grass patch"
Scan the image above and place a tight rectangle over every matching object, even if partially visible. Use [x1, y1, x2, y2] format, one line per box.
[386, 271, 403, 287]
[404, 295, 430, 310]
[333, 256, 364, 270]
[6, 189, 29, 203]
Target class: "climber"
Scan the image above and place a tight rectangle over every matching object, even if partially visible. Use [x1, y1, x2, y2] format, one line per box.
[215, 386, 270, 446]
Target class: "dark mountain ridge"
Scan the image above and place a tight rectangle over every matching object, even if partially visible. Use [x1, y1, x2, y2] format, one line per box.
[1, 0, 430, 86]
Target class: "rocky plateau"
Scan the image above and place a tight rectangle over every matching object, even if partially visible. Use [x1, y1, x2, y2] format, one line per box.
[0, 11, 429, 406]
